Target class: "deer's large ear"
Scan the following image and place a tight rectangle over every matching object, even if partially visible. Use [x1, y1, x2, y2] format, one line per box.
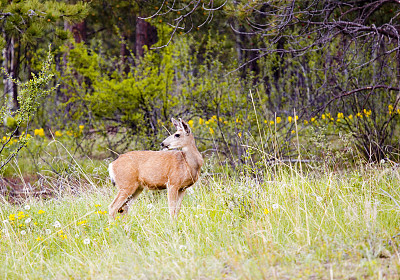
[179, 118, 191, 135]
[171, 118, 182, 129]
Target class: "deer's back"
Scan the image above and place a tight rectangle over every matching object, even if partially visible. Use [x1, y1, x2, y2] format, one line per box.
[111, 150, 188, 190]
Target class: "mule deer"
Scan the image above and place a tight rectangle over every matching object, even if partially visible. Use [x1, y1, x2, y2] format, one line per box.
[108, 118, 203, 220]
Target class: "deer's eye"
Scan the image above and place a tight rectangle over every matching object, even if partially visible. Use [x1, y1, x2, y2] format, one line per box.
[174, 134, 180, 138]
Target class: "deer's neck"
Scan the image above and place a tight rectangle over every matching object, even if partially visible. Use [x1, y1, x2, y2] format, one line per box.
[182, 143, 203, 178]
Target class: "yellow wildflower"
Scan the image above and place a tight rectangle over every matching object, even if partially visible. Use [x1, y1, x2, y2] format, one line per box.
[79, 125, 84, 131]
[264, 208, 269, 215]
[188, 120, 194, 127]
[311, 117, 316, 122]
[55, 131, 63, 137]
[238, 132, 242, 138]
[209, 128, 214, 134]
[17, 211, 25, 219]
[199, 118, 204, 125]
[38, 210, 45, 214]
[322, 114, 325, 120]
[34, 128, 45, 137]
[304, 120, 308, 125]
[291, 130, 295, 134]
[356, 112, 363, 118]
[348, 115, 353, 120]
[270, 120, 274, 125]
[9, 214, 15, 221]
[205, 121, 210, 125]
[364, 109, 371, 117]
[77, 220, 87, 225]
[337, 112, 344, 119]
[276, 117, 281, 124]
[288, 116, 293, 123]
[295, 115, 299, 121]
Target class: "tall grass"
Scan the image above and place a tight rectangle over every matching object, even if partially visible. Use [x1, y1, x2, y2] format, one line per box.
[0, 158, 399, 279]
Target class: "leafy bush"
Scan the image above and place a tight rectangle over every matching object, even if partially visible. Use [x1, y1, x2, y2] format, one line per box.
[0, 48, 57, 172]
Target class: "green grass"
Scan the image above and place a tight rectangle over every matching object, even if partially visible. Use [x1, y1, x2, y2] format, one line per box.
[0, 163, 399, 279]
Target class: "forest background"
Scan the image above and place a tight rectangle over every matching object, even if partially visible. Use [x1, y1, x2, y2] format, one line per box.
[0, 1, 399, 278]
[1, 0, 400, 173]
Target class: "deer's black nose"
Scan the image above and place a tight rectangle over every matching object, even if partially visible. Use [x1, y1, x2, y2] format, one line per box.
[160, 142, 165, 147]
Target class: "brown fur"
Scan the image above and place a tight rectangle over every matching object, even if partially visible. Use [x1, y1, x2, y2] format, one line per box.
[108, 118, 203, 219]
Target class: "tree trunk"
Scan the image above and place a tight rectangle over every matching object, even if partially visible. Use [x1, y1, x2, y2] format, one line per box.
[62, 20, 87, 114]
[2, 35, 20, 111]
[120, 32, 130, 74]
[135, 17, 157, 57]
[65, 21, 87, 43]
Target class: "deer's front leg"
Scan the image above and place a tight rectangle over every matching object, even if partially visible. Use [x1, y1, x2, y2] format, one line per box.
[175, 189, 186, 217]
[167, 186, 180, 219]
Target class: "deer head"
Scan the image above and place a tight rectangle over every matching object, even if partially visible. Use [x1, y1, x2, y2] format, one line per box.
[161, 118, 193, 151]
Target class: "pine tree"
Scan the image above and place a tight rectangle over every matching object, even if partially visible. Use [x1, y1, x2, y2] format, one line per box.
[0, 0, 88, 113]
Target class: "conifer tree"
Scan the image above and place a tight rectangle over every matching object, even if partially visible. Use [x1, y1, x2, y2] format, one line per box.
[0, 0, 88, 112]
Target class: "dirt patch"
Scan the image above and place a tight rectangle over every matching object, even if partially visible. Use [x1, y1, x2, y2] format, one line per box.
[0, 174, 93, 204]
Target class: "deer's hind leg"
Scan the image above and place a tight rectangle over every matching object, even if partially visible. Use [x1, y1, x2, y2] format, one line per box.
[108, 183, 142, 220]
[119, 187, 143, 215]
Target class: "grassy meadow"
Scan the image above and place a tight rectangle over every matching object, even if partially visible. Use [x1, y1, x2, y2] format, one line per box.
[0, 157, 399, 279]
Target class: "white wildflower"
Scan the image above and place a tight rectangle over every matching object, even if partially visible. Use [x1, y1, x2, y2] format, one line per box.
[83, 238, 90, 245]
[147, 204, 154, 210]
[20, 230, 27, 235]
[179, 245, 187, 250]
[75, 234, 80, 238]
[24, 205, 31, 210]
[316, 196, 323, 202]
[45, 229, 52, 235]
[272, 203, 279, 210]
[53, 221, 61, 228]
[25, 218, 32, 224]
